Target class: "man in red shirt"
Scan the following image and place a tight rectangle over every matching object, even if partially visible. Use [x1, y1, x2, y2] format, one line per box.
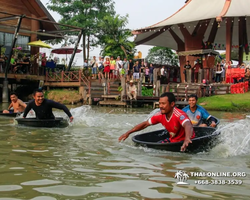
[119, 92, 195, 151]
[192, 59, 201, 83]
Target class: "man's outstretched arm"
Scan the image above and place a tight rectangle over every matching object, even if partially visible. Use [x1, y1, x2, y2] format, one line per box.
[181, 121, 193, 152]
[49, 100, 73, 122]
[119, 121, 151, 142]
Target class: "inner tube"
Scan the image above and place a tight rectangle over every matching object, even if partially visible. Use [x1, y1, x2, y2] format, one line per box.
[202, 116, 220, 127]
[132, 127, 220, 152]
[15, 117, 69, 128]
[0, 110, 22, 117]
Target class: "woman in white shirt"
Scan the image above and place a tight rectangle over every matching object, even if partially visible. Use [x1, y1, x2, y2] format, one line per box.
[215, 64, 223, 83]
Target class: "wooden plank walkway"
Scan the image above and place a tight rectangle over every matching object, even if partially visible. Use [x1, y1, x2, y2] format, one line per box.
[0, 73, 45, 81]
[98, 100, 127, 106]
[153, 101, 188, 109]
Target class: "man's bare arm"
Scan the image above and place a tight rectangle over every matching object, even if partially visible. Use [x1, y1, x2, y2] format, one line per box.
[8, 103, 13, 110]
[181, 121, 193, 152]
[119, 121, 151, 142]
[18, 100, 27, 108]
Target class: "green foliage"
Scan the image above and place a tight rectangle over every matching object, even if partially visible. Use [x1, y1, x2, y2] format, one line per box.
[47, 0, 115, 59]
[97, 14, 136, 59]
[117, 86, 123, 92]
[214, 54, 226, 65]
[44, 90, 49, 99]
[142, 86, 153, 97]
[145, 47, 179, 66]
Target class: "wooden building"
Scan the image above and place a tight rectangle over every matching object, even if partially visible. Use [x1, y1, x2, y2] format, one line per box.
[0, 0, 59, 70]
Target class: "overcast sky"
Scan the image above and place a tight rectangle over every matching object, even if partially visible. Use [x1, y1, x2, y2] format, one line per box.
[40, 0, 185, 64]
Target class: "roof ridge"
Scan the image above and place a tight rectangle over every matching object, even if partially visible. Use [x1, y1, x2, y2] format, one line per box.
[134, 0, 192, 31]
[216, 0, 232, 23]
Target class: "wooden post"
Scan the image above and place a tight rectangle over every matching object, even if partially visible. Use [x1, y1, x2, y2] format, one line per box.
[79, 70, 81, 84]
[156, 80, 160, 97]
[88, 79, 91, 95]
[138, 76, 142, 96]
[61, 71, 64, 82]
[166, 83, 170, 92]
[198, 69, 203, 83]
[226, 17, 233, 63]
[121, 77, 126, 101]
[103, 78, 107, 95]
[153, 68, 159, 86]
[161, 85, 165, 94]
[239, 17, 244, 65]
[187, 69, 191, 83]
[209, 69, 213, 83]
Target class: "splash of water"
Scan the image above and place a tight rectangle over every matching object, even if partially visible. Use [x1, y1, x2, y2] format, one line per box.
[146, 108, 160, 120]
[210, 119, 250, 157]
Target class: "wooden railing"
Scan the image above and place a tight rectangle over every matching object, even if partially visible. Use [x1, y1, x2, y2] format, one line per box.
[45, 70, 90, 94]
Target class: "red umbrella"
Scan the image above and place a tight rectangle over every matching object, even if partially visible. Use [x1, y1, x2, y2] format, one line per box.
[51, 46, 82, 63]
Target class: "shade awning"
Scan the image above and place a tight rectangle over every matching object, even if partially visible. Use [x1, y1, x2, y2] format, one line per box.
[133, 0, 250, 50]
[177, 49, 219, 56]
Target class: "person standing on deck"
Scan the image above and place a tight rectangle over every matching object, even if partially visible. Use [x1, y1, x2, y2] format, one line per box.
[91, 56, 98, 79]
[133, 61, 140, 82]
[183, 60, 191, 82]
[116, 56, 123, 78]
[192, 60, 201, 83]
[149, 63, 154, 84]
[128, 59, 134, 80]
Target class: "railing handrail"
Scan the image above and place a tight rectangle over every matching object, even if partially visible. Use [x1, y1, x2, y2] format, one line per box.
[45, 70, 90, 93]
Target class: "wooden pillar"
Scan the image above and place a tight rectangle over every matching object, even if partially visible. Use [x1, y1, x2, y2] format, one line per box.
[198, 69, 203, 83]
[186, 69, 191, 83]
[153, 68, 159, 86]
[104, 78, 108, 95]
[239, 17, 244, 65]
[155, 80, 160, 97]
[226, 17, 233, 63]
[121, 77, 126, 101]
[179, 56, 186, 83]
[137, 76, 142, 96]
[30, 14, 40, 75]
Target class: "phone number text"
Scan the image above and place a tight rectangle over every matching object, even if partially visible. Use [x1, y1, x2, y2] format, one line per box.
[194, 179, 243, 185]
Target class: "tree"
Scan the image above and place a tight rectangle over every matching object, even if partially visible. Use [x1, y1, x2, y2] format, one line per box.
[97, 14, 136, 59]
[47, 0, 115, 62]
[145, 47, 179, 66]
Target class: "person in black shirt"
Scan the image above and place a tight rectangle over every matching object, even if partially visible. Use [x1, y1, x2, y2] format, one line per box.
[23, 89, 73, 122]
[183, 60, 192, 82]
[128, 59, 134, 80]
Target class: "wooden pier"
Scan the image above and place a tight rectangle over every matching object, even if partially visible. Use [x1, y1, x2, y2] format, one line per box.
[1, 70, 234, 107]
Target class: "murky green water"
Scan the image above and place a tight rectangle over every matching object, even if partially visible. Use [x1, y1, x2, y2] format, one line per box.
[0, 104, 250, 200]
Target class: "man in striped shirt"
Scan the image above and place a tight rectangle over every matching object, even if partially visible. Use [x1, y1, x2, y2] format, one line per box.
[119, 92, 194, 151]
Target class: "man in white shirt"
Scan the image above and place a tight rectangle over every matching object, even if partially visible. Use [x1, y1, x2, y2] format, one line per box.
[116, 56, 123, 77]
[97, 56, 104, 80]
[160, 66, 165, 83]
[123, 57, 129, 81]
[91, 56, 97, 79]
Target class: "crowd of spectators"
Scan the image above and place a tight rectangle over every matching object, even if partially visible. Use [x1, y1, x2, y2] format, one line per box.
[0, 53, 30, 74]
[183, 58, 250, 84]
[82, 56, 155, 84]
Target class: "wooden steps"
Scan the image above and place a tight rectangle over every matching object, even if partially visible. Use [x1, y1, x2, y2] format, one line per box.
[98, 100, 127, 106]
[153, 101, 188, 109]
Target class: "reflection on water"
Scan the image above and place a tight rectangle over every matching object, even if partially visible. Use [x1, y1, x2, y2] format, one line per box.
[0, 105, 250, 199]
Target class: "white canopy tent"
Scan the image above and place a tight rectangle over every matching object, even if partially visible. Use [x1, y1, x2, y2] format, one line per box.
[133, 0, 250, 51]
